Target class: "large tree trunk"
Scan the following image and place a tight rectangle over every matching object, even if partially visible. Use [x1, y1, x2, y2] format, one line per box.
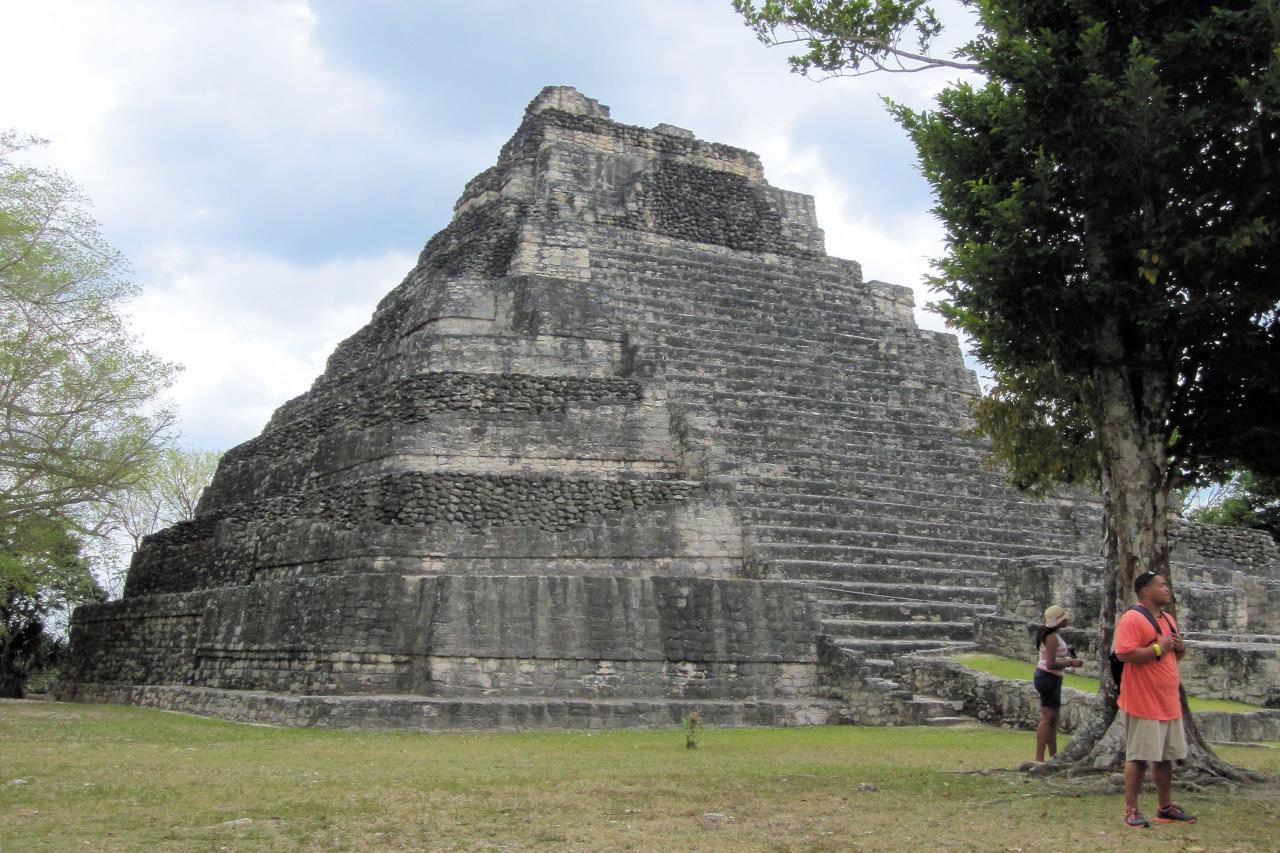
[1031, 353, 1262, 782]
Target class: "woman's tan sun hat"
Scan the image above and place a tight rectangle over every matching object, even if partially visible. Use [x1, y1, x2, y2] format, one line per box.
[1043, 605, 1069, 628]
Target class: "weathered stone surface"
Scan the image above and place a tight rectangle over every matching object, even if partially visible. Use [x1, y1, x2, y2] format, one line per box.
[896, 654, 1280, 741]
[61, 86, 1278, 729]
[974, 614, 1280, 708]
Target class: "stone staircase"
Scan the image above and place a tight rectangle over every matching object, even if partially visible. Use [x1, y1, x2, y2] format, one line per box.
[590, 237, 1090, 703]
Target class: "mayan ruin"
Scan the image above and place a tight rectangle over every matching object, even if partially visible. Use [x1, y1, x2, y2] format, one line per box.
[59, 86, 1280, 731]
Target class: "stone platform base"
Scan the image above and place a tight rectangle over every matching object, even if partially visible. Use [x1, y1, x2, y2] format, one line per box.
[57, 684, 846, 731]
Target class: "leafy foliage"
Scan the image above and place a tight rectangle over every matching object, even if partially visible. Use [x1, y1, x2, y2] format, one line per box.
[1, 131, 179, 694]
[1, 130, 177, 528]
[892, 2, 1280, 493]
[1189, 471, 1280, 543]
[734, 0, 973, 76]
[102, 447, 223, 552]
[94, 447, 222, 595]
[1, 512, 102, 696]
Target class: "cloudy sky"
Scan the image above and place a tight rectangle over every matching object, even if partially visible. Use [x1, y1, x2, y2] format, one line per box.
[2, 0, 981, 454]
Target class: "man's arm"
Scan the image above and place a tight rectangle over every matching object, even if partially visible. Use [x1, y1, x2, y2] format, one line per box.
[1115, 643, 1164, 664]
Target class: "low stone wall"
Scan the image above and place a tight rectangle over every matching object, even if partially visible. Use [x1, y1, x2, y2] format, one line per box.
[998, 555, 1280, 635]
[974, 615, 1280, 707]
[813, 642, 966, 727]
[1192, 710, 1280, 744]
[1170, 519, 1280, 579]
[896, 654, 1095, 732]
[896, 654, 1280, 742]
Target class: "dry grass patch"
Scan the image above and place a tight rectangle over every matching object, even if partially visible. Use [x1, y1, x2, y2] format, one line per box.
[1, 699, 1276, 851]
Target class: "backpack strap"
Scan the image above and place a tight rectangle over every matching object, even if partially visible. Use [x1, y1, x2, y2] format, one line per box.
[1130, 604, 1163, 636]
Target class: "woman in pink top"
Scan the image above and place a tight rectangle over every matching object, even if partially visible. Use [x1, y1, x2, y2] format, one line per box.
[1032, 605, 1084, 762]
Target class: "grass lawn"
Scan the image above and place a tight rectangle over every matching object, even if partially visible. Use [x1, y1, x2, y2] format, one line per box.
[953, 653, 1262, 713]
[1, 700, 1276, 851]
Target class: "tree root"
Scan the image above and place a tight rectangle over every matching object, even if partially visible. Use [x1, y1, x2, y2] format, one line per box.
[1020, 693, 1271, 785]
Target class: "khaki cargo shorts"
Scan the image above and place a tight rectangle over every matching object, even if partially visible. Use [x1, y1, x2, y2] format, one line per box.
[1124, 712, 1188, 762]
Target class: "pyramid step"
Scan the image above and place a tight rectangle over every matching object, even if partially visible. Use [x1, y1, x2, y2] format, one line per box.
[622, 305, 891, 347]
[817, 599, 995, 621]
[742, 474, 1100, 522]
[926, 715, 980, 727]
[678, 401, 989, 453]
[597, 260, 866, 308]
[699, 433, 990, 473]
[863, 658, 897, 677]
[744, 465, 1085, 504]
[667, 389, 974, 431]
[769, 560, 997, 587]
[656, 356, 958, 394]
[741, 509, 1079, 549]
[701, 427, 993, 468]
[750, 524, 1063, 553]
[676, 400, 978, 445]
[608, 282, 889, 326]
[752, 542, 1044, 570]
[654, 336, 931, 375]
[696, 431, 994, 475]
[642, 331, 950, 377]
[793, 580, 999, 605]
[62, 684, 849, 731]
[831, 638, 976, 655]
[660, 368, 973, 408]
[604, 270, 876, 316]
[742, 490, 1082, 536]
[651, 342, 942, 389]
[750, 531, 1076, 563]
[907, 696, 966, 718]
[820, 619, 975, 641]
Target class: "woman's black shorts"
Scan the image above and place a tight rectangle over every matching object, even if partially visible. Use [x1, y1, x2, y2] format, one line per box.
[1033, 669, 1063, 710]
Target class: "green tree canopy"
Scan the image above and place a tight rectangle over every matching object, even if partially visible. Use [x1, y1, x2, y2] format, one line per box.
[1, 511, 102, 696]
[1, 131, 178, 527]
[95, 447, 222, 595]
[1, 130, 178, 696]
[737, 0, 1279, 779]
[1189, 471, 1280, 544]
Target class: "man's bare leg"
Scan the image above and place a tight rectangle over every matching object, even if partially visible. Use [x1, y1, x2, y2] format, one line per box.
[1125, 759, 1147, 812]
[1152, 760, 1173, 808]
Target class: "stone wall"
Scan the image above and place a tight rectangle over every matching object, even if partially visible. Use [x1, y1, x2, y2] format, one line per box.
[1170, 519, 1280, 578]
[895, 655, 1280, 741]
[998, 553, 1280, 636]
[68, 576, 822, 703]
[896, 654, 1096, 732]
[974, 614, 1280, 707]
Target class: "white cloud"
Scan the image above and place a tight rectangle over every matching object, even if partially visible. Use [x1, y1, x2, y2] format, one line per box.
[127, 247, 412, 449]
[0, 0, 400, 242]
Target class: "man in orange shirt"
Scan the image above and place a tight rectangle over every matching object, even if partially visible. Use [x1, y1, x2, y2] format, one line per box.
[1114, 570, 1196, 827]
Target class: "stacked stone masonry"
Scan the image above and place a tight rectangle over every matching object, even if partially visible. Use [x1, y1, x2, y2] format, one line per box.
[63, 86, 1279, 729]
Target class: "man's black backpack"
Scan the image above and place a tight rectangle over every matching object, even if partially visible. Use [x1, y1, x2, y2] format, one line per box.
[1109, 605, 1177, 687]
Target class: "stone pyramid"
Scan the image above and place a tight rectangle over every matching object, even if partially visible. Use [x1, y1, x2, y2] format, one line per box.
[62, 86, 1120, 728]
